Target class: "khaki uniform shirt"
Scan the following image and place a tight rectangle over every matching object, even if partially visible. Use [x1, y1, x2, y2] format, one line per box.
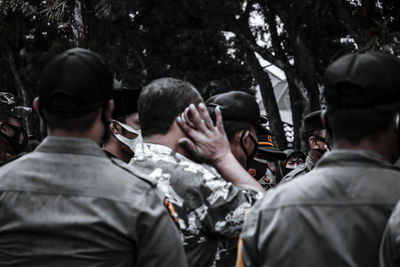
[0, 136, 188, 267]
[240, 150, 400, 267]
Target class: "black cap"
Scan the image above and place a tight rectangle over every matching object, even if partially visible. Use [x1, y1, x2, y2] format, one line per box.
[283, 149, 306, 161]
[38, 48, 113, 117]
[112, 88, 141, 118]
[256, 128, 287, 160]
[303, 110, 324, 133]
[324, 51, 400, 110]
[205, 91, 266, 133]
[0, 92, 31, 118]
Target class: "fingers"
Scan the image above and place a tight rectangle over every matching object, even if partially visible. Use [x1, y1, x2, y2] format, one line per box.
[178, 137, 196, 154]
[178, 138, 203, 163]
[215, 106, 226, 135]
[182, 107, 196, 128]
[198, 103, 214, 130]
[187, 104, 207, 131]
[177, 115, 198, 138]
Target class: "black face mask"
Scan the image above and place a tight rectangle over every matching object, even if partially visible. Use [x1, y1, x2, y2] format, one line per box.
[314, 135, 328, 156]
[240, 131, 258, 170]
[100, 104, 111, 145]
[1, 122, 28, 154]
[248, 158, 267, 181]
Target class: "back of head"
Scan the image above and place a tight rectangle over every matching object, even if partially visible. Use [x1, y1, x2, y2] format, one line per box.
[38, 48, 113, 131]
[206, 91, 264, 141]
[301, 110, 325, 151]
[138, 77, 203, 137]
[324, 51, 400, 144]
[112, 88, 141, 122]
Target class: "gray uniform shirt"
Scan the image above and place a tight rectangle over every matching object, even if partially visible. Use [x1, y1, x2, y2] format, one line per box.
[241, 149, 400, 267]
[0, 136, 188, 267]
[280, 155, 315, 184]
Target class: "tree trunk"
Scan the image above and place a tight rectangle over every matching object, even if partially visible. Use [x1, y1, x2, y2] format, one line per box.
[244, 48, 287, 149]
[285, 73, 305, 150]
[6, 47, 34, 137]
[71, 0, 85, 46]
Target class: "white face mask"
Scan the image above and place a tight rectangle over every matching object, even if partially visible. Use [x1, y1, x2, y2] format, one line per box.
[113, 120, 142, 152]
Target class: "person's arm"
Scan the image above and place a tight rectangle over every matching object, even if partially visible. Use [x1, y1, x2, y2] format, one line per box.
[176, 103, 264, 192]
[135, 188, 188, 267]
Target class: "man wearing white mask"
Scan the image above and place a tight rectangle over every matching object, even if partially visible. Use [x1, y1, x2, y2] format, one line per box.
[103, 88, 142, 163]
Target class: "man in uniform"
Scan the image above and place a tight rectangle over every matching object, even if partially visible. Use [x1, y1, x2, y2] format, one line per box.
[237, 51, 400, 267]
[280, 109, 328, 184]
[130, 78, 263, 267]
[248, 129, 287, 189]
[0, 92, 31, 163]
[280, 148, 306, 177]
[380, 200, 400, 267]
[103, 88, 142, 162]
[205, 91, 266, 173]
[0, 48, 188, 266]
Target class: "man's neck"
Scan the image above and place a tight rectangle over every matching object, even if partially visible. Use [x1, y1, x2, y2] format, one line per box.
[143, 122, 192, 159]
[334, 137, 397, 163]
[103, 139, 132, 163]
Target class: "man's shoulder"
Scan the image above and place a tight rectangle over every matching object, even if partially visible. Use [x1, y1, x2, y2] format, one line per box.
[280, 164, 308, 184]
[0, 150, 161, 204]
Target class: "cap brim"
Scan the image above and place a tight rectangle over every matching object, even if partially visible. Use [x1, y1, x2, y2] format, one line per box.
[6, 106, 32, 118]
[257, 146, 287, 160]
[255, 124, 268, 134]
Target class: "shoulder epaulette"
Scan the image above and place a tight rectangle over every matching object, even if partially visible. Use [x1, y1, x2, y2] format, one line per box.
[110, 157, 158, 187]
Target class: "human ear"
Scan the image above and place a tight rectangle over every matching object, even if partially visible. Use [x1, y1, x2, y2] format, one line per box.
[110, 121, 122, 134]
[309, 136, 318, 149]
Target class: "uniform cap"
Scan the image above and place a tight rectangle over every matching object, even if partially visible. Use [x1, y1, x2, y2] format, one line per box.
[0, 92, 31, 118]
[256, 128, 287, 160]
[112, 88, 141, 119]
[38, 48, 113, 117]
[303, 110, 324, 133]
[205, 91, 266, 133]
[324, 51, 400, 110]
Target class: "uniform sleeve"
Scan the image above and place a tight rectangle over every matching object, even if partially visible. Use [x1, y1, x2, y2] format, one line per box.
[380, 202, 400, 267]
[135, 187, 188, 267]
[239, 203, 262, 267]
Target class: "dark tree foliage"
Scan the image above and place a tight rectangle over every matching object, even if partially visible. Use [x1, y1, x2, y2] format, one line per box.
[1, 0, 400, 148]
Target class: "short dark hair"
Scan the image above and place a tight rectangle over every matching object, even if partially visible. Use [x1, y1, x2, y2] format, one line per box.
[138, 78, 203, 137]
[327, 107, 396, 145]
[42, 107, 101, 132]
[222, 120, 253, 142]
[301, 127, 324, 152]
[207, 106, 254, 142]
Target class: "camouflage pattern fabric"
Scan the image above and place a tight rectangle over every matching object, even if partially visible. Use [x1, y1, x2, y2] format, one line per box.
[131, 143, 263, 267]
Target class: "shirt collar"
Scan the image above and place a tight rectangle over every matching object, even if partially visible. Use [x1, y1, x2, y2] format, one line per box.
[35, 136, 107, 158]
[316, 149, 393, 168]
[134, 143, 188, 162]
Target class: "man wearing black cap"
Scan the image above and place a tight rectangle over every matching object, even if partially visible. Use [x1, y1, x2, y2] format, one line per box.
[0, 48, 188, 266]
[205, 91, 266, 171]
[0, 92, 31, 163]
[237, 51, 400, 267]
[280, 149, 306, 177]
[280, 109, 327, 184]
[247, 129, 287, 189]
[103, 88, 142, 162]
[130, 79, 263, 267]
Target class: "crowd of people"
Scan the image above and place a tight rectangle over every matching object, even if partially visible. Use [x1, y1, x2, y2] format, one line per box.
[0, 47, 400, 267]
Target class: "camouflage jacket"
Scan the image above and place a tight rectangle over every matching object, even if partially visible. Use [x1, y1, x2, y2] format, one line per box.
[131, 143, 262, 267]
